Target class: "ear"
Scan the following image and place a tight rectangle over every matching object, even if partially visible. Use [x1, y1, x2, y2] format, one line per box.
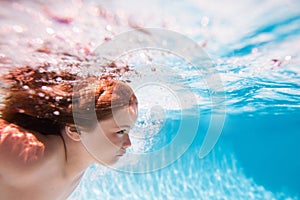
[65, 124, 81, 142]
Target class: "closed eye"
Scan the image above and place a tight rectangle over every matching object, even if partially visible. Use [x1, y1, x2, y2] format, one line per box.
[116, 129, 127, 134]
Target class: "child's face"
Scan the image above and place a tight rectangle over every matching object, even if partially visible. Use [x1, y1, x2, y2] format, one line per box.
[80, 106, 138, 165]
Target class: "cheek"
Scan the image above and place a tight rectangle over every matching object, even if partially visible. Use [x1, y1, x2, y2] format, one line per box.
[109, 135, 124, 147]
[101, 133, 122, 148]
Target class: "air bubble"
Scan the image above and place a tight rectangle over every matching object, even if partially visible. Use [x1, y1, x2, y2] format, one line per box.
[285, 55, 292, 61]
[105, 25, 112, 31]
[55, 96, 63, 101]
[28, 90, 35, 94]
[46, 27, 55, 34]
[41, 86, 48, 90]
[23, 85, 29, 90]
[38, 92, 45, 97]
[251, 48, 258, 54]
[201, 16, 209, 26]
[56, 77, 62, 82]
[53, 111, 60, 115]
[18, 109, 25, 113]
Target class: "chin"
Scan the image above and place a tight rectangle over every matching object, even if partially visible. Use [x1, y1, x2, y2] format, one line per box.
[101, 157, 120, 166]
[93, 154, 122, 166]
[110, 157, 121, 165]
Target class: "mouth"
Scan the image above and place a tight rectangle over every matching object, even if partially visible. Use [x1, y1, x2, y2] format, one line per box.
[116, 149, 126, 156]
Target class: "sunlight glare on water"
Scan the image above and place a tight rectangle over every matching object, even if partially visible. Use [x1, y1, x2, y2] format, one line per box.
[0, 0, 299, 115]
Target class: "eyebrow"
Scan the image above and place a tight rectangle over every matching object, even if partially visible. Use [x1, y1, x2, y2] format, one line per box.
[117, 125, 131, 129]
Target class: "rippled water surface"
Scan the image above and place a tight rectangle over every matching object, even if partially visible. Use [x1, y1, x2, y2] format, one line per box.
[1, 0, 299, 114]
[0, 0, 299, 199]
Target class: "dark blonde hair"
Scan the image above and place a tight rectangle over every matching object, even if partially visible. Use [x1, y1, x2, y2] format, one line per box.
[0, 66, 137, 135]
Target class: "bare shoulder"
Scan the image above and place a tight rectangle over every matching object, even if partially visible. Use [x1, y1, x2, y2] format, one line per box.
[0, 119, 48, 174]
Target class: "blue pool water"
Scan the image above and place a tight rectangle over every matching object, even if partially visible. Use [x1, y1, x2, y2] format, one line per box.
[0, 0, 300, 199]
[68, 113, 300, 200]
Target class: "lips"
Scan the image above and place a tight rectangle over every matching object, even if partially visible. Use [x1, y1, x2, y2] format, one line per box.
[117, 149, 126, 156]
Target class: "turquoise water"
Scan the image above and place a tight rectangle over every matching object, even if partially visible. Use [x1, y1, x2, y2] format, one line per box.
[0, 0, 300, 199]
[70, 114, 300, 199]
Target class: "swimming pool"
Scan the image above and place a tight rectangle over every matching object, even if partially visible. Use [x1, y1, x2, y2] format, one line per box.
[0, 0, 299, 199]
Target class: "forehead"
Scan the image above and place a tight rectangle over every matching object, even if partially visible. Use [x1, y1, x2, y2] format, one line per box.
[100, 107, 138, 128]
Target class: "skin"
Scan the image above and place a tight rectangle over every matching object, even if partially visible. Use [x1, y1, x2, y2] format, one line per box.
[0, 107, 137, 200]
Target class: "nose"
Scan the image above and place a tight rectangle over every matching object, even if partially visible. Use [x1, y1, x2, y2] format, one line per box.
[122, 133, 131, 149]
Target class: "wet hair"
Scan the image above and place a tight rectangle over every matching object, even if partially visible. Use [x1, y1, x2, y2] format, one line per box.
[0, 66, 137, 135]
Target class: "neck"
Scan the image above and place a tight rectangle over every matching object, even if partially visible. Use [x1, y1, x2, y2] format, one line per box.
[52, 133, 95, 199]
[61, 133, 94, 179]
